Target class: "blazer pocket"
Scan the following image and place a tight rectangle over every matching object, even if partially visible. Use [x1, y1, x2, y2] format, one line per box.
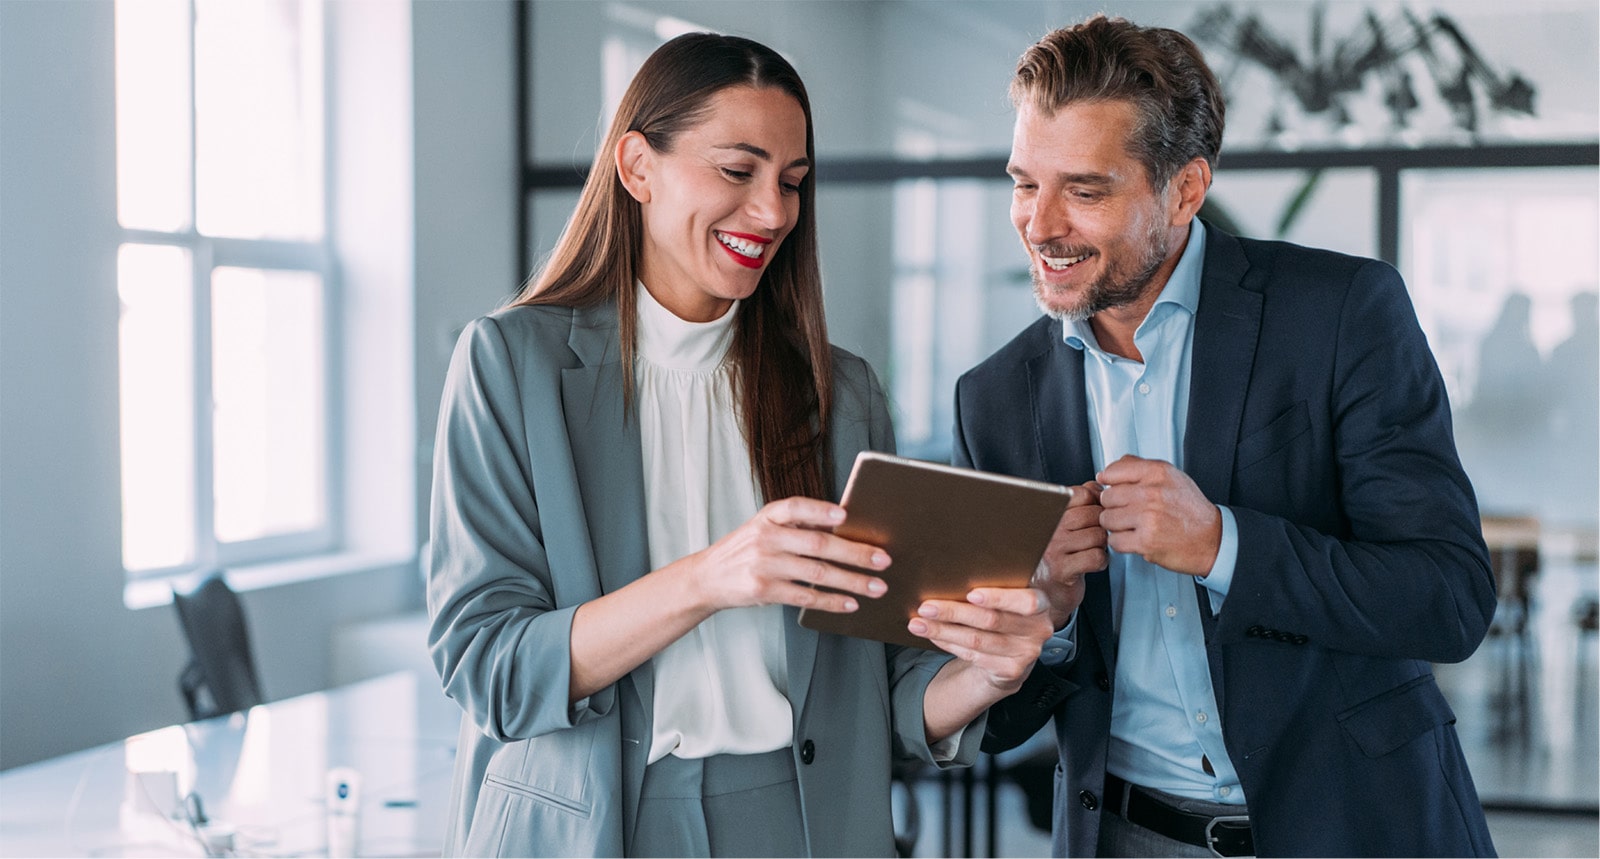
[1235, 401, 1311, 471]
[1336, 674, 1456, 758]
[483, 774, 593, 817]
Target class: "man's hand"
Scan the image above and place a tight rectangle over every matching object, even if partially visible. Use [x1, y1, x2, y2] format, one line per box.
[1033, 481, 1109, 628]
[1097, 455, 1222, 575]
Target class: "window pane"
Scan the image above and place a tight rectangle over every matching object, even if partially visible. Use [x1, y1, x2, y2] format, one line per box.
[211, 268, 326, 543]
[114, 0, 192, 232]
[119, 244, 196, 571]
[1403, 167, 1600, 529]
[194, 0, 324, 239]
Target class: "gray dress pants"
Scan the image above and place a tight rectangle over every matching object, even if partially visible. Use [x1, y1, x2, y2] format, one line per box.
[632, 747, 807, 857]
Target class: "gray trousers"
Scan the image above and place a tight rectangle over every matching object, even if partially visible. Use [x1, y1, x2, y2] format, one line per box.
[632, 747, 807, 857]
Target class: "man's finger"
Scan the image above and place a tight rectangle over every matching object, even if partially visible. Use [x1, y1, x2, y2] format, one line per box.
[1067, 480, 1103, 507]
[1096, 454, 1155, 486]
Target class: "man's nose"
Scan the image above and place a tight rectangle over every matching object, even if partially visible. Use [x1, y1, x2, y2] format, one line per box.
[1025, 194, 1069, 246]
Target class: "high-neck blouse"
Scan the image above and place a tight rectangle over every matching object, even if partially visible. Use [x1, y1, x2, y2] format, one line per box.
[634, 282, 792, 764]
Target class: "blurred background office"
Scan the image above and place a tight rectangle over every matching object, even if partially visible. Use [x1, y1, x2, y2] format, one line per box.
[1, 1, 1595, 856]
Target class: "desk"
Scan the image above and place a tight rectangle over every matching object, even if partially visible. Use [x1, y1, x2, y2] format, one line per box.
[0, 671, 461, 858]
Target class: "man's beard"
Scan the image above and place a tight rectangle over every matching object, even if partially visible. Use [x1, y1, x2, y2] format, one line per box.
[1032, 220, 1171, 322]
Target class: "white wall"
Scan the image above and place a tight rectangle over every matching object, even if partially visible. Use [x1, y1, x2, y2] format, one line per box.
[0, 0, 519, 771]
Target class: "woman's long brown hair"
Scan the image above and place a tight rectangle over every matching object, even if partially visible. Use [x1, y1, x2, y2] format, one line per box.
[511, 33, 832, 503]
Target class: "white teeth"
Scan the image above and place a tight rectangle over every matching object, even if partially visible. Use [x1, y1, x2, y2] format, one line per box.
[1041, 252, 1088, 270]
[715, 231, 763, 259]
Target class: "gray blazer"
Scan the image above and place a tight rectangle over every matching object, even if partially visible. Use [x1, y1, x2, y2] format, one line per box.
[427, 301, 979, 857]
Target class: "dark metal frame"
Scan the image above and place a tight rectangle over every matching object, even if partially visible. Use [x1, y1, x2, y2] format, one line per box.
[513, 2, 1595, 275]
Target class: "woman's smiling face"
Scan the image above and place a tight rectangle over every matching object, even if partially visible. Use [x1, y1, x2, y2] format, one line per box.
[622, 85, 810, 322]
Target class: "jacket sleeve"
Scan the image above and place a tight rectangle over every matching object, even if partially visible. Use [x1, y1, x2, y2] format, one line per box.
[426, 316, 613, 743]
[1217, 260, 1497, 664]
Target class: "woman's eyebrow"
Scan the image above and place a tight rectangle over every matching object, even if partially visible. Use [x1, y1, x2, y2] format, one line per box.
[714, 142, 809, 170]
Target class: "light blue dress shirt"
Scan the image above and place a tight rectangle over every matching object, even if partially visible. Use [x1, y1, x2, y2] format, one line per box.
[1039, 220, 1246, 805]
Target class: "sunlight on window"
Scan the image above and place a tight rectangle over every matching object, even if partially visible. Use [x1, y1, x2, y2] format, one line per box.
[194, 0, 324, 239]
[118, 245, 196, 572]
[211, 268, 326, 543]
[114, 0, 191, 232]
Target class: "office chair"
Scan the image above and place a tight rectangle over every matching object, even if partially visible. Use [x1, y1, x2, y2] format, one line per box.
[173, 571, 264, 721]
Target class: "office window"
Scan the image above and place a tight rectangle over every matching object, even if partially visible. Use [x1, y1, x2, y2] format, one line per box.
[1403, 166, 1600, 529]
[115, 0, 334, 576]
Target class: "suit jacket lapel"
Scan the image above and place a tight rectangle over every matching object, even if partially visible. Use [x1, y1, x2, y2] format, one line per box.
[560, 302, 653, 710]
[1029, 327, 1117, 674]
[784, 606, 819, 723]
[1185, 227, 1260, 696]
[1185, 227, 1260, 505]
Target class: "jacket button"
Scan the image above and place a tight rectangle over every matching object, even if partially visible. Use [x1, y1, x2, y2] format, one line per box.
[1095, 672, 1111, 692]
[1275, 630, 1295, 643]
[1246, 625, 1263, 637]
[1294, 634, 1310, 645]
[1079, 790, 1098, 811]
[799, 739, 815, 765]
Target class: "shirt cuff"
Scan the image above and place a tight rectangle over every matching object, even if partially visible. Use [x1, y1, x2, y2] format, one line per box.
[929, 722, 969, 762]
[1197, 505, 1238, 612]
[1038, 612, 1080, 667]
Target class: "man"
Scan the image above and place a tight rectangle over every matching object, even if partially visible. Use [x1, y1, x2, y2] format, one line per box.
[956, 14, 1498, 858]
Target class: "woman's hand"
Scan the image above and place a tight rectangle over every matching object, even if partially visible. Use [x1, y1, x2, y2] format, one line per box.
[914, 586, 1055, 743]
[684, 496, 891, 614]
[910, 586, 1054, 695]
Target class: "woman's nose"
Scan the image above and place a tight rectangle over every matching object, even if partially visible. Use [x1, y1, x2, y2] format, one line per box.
[746, 180, 789, 230]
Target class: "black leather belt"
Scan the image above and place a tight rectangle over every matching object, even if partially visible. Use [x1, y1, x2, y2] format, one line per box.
[1103, 773, 1254, 857]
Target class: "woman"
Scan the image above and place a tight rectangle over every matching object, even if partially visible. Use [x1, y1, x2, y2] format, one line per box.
[427, 32, 1052, 857]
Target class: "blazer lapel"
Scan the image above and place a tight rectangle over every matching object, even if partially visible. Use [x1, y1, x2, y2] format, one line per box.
[1028, 330, 1117, 674]
[1184, 227, 1260, 695]
[559, 302, 653, 710]
[784, 606, 819, 724]
[1185, 228, 1260, 505]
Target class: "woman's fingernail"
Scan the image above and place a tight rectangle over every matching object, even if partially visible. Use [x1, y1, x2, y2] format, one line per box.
[908, 619, 928, 635]
[843, 599, 858, 612]
[871, 552, 889, 568]
[868, 579, 887, 595]
[918, 604, 938, 618]
[968, 590, 987, 605]
[828, 507, 846, 521]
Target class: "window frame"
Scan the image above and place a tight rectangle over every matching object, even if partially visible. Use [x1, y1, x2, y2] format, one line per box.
[116, 0, 341, 581]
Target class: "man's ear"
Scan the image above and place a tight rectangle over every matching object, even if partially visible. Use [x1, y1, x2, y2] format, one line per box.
[616, 131, 654, 204]
[1170, 157, 1212, 224]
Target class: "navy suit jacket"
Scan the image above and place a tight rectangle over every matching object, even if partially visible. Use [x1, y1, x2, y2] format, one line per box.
[955, 225, 1498, 857]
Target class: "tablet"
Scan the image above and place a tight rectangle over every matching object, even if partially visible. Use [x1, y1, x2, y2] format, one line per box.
[797, 451, 1072, 650]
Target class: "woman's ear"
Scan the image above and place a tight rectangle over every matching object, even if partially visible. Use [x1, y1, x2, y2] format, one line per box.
[616, 131, 654, 204]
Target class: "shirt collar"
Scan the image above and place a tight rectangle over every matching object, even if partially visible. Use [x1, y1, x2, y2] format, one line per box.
[1064, 219, 1207, 353]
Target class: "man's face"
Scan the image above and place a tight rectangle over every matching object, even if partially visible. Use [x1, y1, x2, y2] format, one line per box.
[1007, 99, 1184, 322]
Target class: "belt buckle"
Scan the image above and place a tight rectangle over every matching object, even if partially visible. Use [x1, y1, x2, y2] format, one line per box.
[1204, 814, 1252, 857]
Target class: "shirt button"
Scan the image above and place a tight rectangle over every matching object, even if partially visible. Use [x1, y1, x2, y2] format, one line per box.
[1196, 711, 1208, 724]
[1165, 605, 1177, 618]
[1138, 382, 1151, 395]
[1220, 786, 1232, 797]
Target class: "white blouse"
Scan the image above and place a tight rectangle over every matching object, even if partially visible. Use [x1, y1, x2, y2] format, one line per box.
[634, 282, 793, 764]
